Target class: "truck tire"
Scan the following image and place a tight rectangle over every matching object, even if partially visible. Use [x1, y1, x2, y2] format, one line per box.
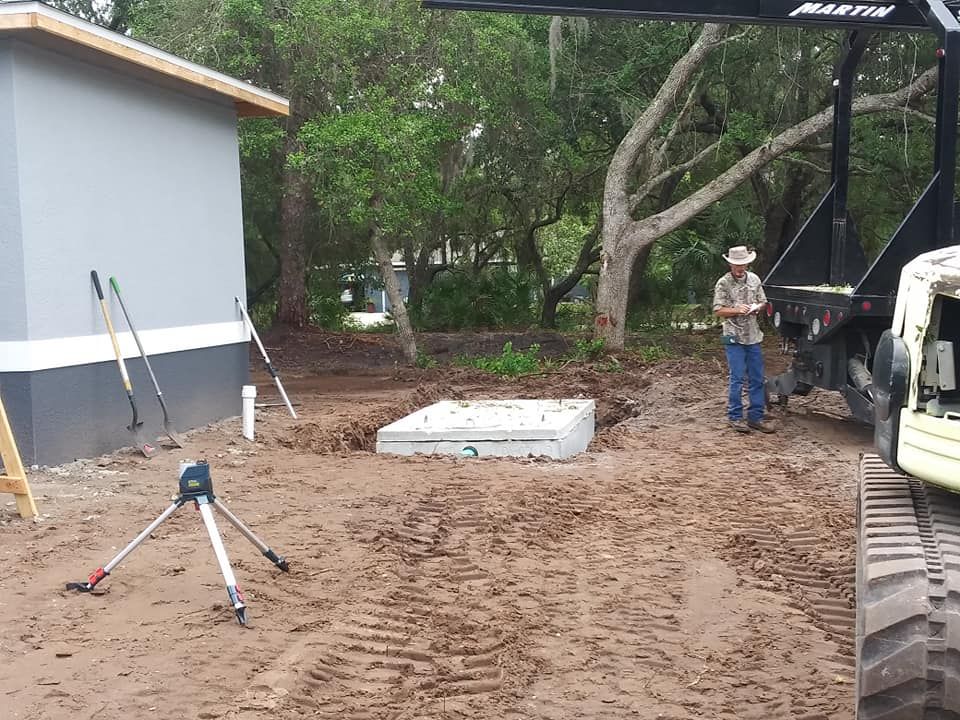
[856, 454, 960, 719]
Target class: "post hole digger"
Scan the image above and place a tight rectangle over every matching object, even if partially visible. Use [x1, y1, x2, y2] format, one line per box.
[109, 276, 184, 448]
[91, 270, 157, 459]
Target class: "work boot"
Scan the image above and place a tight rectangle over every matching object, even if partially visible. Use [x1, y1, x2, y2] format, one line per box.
[729, 419, 750, 433]
[747, 419, 776, 434]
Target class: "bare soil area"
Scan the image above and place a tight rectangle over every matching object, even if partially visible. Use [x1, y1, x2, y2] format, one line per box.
[0, 330, 870, 719]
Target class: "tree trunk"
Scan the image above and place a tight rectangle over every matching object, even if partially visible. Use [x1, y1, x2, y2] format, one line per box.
[540, 228, 601, 328]
[276, 131, 310, 328]
[758, 164, 815, 274]
[370, 223, 418, 365]
[403, 240, 436, 315]
[626, 242, 656, 311]
[594, 233, 646, 348]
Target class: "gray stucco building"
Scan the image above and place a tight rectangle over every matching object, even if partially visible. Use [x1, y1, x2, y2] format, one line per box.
[0, 2, 289, 464]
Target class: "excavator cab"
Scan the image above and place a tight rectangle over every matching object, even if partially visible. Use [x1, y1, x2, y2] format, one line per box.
[874, 249, 960, 484]
[894, 249, 960, 485]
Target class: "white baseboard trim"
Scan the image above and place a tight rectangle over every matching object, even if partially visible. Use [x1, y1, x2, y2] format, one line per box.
[0, 320, 249, 372]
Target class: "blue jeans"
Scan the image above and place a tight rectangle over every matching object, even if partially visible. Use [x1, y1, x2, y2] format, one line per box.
[724, 342, 766, 422]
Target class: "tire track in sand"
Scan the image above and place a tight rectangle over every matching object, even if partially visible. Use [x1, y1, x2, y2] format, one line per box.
[275, 486, 505, 719]
[728, 520, 856, 665]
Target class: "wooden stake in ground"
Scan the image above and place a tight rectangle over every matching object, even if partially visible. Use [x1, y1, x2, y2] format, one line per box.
[0, 391, 37, 519]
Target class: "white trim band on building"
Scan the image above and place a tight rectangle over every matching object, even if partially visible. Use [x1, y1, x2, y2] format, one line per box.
[0, 320, 249, 372]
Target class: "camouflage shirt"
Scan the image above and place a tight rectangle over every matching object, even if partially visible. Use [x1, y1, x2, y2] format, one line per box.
[712, 271, 766, 345]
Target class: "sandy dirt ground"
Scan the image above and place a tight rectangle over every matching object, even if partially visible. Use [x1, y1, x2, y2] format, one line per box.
[0, 330, 871, 719]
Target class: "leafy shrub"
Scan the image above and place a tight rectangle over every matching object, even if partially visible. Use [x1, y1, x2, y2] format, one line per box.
[555, 301, 594, 332]
[634, 344, 671, 363]
[250, 299, 277, 329]
[411, 268, 538, 330]
[572, 337, 606, 361]
[455, 342, 541, 377]
[415, 350, 438, 369]
[309, 294, 351, 330]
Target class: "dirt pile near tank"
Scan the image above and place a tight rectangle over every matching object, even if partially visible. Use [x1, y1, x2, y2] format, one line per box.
[276, 382, 465, 454]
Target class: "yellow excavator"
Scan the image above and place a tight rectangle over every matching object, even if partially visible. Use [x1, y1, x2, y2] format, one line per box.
[423, 1, 960, 716]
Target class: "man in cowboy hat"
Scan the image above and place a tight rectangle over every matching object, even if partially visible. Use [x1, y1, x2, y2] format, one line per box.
[713, 246, 776, 433]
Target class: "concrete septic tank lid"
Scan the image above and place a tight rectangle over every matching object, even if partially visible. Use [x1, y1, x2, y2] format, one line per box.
[376, 399, 595, 442]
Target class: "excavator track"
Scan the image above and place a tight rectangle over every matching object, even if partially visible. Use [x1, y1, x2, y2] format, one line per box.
[856, 454, 960, 719]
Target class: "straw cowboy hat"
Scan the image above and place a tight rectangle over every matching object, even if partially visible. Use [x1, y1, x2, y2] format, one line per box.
[723, 245, 757, 265]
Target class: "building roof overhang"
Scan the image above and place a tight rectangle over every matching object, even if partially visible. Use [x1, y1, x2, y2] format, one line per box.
[0, 1, 289, 117]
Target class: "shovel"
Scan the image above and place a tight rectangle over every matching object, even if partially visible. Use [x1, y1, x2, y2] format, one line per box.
[91, 271, 157, 458]
[110, 276, 185, 448]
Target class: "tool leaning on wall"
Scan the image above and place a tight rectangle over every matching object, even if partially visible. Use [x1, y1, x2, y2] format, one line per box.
[91, 270, 157, 459]
[109, 276, 185, 449]
[235, 296, 298, 419]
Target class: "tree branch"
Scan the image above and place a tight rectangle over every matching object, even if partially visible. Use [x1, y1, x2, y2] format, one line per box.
[778, 155, 831, 174]
[603, 23, 728, 239]
[641, 64, 938, 241]
[630, 140, 721, 214]
[647, 79, 704, 181]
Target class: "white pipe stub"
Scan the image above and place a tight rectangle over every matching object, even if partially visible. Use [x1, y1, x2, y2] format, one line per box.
[241, 385, 257, 440]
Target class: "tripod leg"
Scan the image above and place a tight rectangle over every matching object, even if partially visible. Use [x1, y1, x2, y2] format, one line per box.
[67, 500, 184, 592]
[212, 498, 289, 572]
[196, 499, 247, 625]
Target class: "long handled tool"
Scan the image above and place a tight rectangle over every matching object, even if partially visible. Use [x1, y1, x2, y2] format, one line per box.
[91, 271, 157, 458]
[235, 297, 297, 419]
[109, 276, 184, 448]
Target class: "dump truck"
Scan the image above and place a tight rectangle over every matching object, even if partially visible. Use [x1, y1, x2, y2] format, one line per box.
[424, 1, 960, 716]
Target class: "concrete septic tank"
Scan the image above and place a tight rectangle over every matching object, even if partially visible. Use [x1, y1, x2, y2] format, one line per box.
[376, 399, 596, 460]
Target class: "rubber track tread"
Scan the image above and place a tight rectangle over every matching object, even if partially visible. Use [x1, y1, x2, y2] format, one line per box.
[857, 454, 960, 720]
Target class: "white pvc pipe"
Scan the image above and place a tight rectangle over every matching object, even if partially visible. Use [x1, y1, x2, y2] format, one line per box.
[241, 385, 257, 440]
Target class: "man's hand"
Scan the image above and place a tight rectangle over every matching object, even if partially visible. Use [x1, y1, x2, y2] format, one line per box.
[715, 304, 762, 319]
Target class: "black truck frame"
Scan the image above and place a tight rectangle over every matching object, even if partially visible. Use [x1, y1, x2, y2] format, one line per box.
[423, 0, 960, 423]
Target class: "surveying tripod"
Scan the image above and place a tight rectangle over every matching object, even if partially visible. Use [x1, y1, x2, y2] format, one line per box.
[66, 461, 288, 625]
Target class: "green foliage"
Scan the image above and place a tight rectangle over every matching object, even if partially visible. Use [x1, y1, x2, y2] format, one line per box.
[411, 268, 538, 330]
[564, 336, 622, 372]
[535, 216, 595, 278]
[672, 304, 718, 330]
[634, 344, 672, 364]
[595, 356, 623, 373]
[308, 294, 350, 330]
[572, 337, 606, 361]
[250, 299, 277, 329]
[123, 1, 942, 335]
[415, 350, 438, 369]
[455, 342, 542, 377]
[555, 302, 594, 332]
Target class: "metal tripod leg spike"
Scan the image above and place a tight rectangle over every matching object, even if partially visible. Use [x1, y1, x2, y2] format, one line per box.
[65, 461, 288, 626]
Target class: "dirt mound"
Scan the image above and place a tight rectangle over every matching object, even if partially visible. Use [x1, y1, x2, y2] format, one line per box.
[278, 383, 463, 454]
